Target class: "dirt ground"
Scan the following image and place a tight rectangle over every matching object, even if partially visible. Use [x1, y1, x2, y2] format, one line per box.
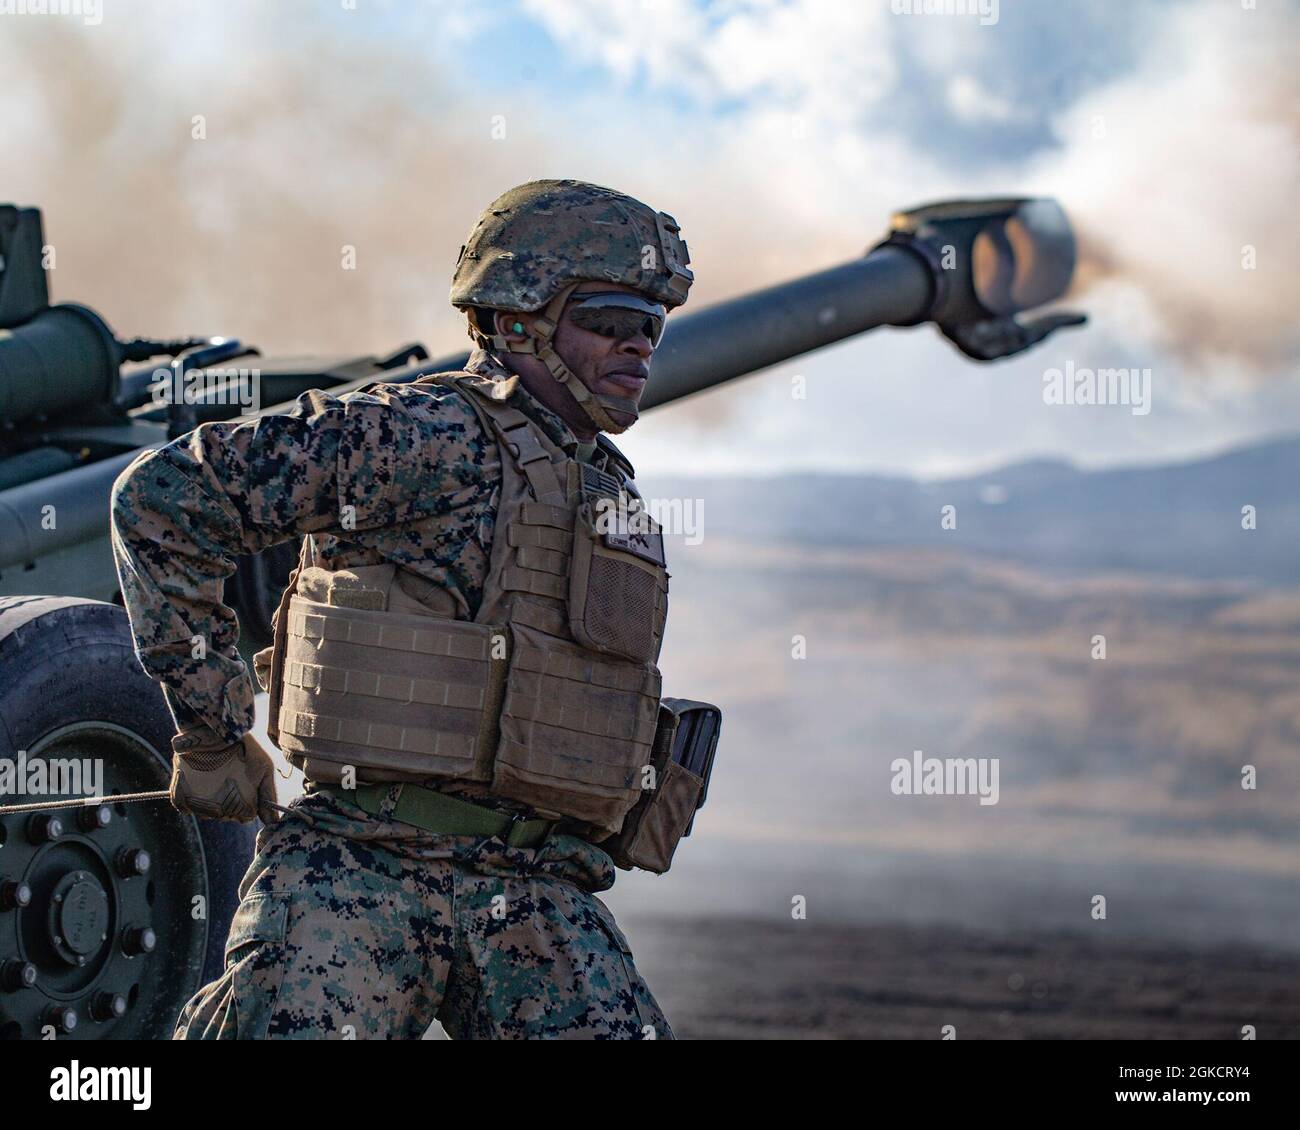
[624, 915, 1300, 1040]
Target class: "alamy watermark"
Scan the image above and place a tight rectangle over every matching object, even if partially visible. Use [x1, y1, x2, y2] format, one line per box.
[890, 749, 999, 805]
[0, 0, 102, 25]
[1043, 361, 1151, 416]
[50, 1062, 150, 1110]
[594, 493, 705, 546]
[890, 0, 999, 26]
[0, 752, 103, 798]
[150, 366, 261, 414]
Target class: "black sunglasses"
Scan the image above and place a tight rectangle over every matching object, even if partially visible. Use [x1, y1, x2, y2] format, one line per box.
[565, 291, 668, 347]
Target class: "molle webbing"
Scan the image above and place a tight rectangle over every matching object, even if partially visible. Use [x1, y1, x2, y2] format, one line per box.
[500, 481, 573, 602]
[493, 621, 661, 795]
[276, 595, 506, 780]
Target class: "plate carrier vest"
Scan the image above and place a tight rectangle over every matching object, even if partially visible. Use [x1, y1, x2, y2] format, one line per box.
[256, 372, 670, 835]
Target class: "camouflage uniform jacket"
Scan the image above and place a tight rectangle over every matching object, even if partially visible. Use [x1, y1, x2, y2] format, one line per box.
[110, 347, 590, 747]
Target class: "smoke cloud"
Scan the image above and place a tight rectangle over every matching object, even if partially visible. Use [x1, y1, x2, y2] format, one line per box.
[0, 5, 564, 355]
[1047, 2, 1300, 372]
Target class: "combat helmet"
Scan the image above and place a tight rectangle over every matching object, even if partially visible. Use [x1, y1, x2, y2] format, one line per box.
[451, 179, 693, 433]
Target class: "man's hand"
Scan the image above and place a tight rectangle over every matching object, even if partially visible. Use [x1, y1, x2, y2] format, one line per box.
[170, 724, 279, 825]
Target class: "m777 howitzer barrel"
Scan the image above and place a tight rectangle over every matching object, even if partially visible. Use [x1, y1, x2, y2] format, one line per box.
[0, 198, 1080, 572]
[639, 245, 932, 411]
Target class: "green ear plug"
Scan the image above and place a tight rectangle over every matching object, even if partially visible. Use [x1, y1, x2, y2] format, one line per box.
[512, 322, 524, 334]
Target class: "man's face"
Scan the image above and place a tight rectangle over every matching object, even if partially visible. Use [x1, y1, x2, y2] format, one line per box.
[497, 281, 662, 438]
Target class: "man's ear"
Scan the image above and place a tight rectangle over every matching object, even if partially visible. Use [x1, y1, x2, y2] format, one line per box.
[493, 310, 532, 342]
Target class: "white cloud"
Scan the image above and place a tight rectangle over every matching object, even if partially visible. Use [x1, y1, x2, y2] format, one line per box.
[946, 73, 1018, 122]
[525, 0, 896, 122]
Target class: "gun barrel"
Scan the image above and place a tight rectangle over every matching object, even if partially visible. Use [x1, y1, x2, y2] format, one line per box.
[642, 244, 932, 409]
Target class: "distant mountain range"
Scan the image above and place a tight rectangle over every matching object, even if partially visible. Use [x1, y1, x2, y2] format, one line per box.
[645, 436, 1300, 584]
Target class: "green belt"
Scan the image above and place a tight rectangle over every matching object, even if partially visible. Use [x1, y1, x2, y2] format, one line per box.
[322, 783, 557, 849]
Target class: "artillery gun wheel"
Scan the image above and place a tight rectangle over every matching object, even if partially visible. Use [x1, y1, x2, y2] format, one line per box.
[0, 596, 254, 1039]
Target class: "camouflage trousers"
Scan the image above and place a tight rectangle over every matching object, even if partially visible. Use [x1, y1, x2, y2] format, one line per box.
[174, 784, 671, 1040]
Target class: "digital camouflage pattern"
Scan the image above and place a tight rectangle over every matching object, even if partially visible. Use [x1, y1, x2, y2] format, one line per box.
[110, 348, 576, 743]
[175, 785, 671, 1040]
[450, 179, 694, 316]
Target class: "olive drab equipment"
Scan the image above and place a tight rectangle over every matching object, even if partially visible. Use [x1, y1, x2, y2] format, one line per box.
[255, 371, 676, 837]
[449, 179, 694, 436]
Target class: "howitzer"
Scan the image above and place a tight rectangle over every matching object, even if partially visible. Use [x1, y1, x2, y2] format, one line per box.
[0, 197, 1083, 1038]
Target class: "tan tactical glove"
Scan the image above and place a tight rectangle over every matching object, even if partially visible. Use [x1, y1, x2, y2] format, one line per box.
[170, 725, 280, 825]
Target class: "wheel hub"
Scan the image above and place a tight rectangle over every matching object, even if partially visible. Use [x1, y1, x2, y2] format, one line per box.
[48, 872, 110, 966]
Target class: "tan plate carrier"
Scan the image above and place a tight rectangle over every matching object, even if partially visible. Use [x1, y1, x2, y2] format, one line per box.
[255, 373, 669, 835]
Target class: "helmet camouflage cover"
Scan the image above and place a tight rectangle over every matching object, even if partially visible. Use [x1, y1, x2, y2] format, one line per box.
[451, 178, 694, 314]
[449, 179, 693, 435]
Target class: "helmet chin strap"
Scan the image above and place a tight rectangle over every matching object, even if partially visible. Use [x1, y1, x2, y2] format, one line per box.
[487, 282, 639, 436]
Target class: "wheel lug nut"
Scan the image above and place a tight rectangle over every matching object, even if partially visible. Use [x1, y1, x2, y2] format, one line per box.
[90, 991, 127, 1021]
[1, 880, 32, 910]
[1, 959, 38, 991]
[42, 1005, 78, 1034]
[78, 804, 113, 832]
[122, 925, 156, 956]
[116, 847, 151, 878]
[27, 813, 62, 842]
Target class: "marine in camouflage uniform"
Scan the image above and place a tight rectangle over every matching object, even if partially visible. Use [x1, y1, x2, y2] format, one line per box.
[110, 180, 692, 1039]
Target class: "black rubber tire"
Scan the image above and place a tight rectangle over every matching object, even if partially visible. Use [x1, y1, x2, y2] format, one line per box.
[0, 596, 255, 1039]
